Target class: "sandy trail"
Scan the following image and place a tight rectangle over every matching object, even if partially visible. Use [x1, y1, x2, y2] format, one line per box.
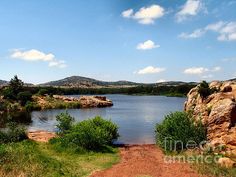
[91, 145, 206, 177]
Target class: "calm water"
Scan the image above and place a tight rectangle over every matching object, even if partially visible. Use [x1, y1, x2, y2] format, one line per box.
[29, 95, 186, 144]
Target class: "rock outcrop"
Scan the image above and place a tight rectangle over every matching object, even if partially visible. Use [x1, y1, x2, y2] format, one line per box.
[28, 130, 56, 142]
[53, 95, 113, 108]
[185, 81, 236, 153]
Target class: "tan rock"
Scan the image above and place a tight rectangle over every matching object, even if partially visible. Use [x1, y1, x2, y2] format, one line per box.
[28, 130, 56, 142]
[217, 157, 236, 168]
[185, 81, 236, 150]
[78, 96, 113, 108]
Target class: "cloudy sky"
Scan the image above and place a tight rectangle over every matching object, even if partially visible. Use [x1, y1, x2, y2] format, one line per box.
[0, 0, 236, 84]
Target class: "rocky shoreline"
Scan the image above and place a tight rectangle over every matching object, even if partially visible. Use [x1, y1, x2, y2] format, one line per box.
[52, 95, 113, 108]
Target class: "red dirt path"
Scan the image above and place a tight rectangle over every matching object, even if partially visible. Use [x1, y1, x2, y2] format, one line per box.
[91, 145, 207, 177]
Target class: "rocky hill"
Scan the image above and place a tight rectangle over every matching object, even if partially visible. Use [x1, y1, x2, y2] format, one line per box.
[39, 76, 139, 88]
[185, 80, 236, 155]
[39, 76, 197, 88]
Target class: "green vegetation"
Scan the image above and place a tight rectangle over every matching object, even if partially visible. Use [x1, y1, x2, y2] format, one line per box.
[198, 81, 218, 99]
[56, 112, 74, 135]
[2, 75, 24, 100]
[40, 96, 81, 110]
[155, 111, 207, 152]
[1, 79, 195, 99]
[193, 157, 236, 177]
[0, 140, 119, 177]
[0, 113, 120, 176]
[186, 145, 236, 177]
[17, 91, 33, 106]
[53, 113, 119, 151]
[0, 120, 27, 143]
[46, 84, 195, 96]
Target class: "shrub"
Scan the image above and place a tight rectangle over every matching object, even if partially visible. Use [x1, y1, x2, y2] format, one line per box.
[66, 116, 119, 150]
[198, 81, 211, 98]
[54, 113, 119, 151]
[25, 101, 41, 112]
[17, 91, 32, 106]
[155, 111, 207, 152]
[56, 112, 75, 135]
[198, 81, 218, 99]
[2, 87, 15, 100]
[9, 75, 24, 95]
[37, 88, 49, 96]
[0, 121, 27, 143]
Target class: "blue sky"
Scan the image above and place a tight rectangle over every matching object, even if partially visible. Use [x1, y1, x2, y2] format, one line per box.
[0, 0, 236, 84]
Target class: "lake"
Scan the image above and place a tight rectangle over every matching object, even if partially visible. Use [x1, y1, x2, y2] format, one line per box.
[29, 95, 186, 144]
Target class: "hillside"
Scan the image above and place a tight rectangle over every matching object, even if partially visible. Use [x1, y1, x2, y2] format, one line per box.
[39, 76, 140, 88]
[0, 80, 7, 86]
[39, 76, 198, 88]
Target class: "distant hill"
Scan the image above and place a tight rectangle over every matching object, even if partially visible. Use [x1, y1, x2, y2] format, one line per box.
[39, 76, 198, 88]
[0, 80, 8, 86]
[228, 78, 236, 82]
[39, 76, 140, 88]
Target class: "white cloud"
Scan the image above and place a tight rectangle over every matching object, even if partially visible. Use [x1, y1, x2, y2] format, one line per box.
[184, 66, 221, 76]
[216, 22, 236, 41]
[11, 49, 67, 68]
[184, 67, 209, 75]
[178, 29, 205, 39]
[137, 66, 166, 74]
[179, 21, 236, 41]
[211, 66, 221, 72]
[157, 79, 166, 83]
[176, 0, 203, 22]
[205, 21, 226, 31]
[11, 49, 54, 61]
[136, 40, 160, 50]
[121, 9, 133, 18]
[121, 4, 165, 25]
[49, 60, 67, 68]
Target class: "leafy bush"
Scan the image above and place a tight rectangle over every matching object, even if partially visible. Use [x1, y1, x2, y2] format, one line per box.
[17, 91, 32, 105]
[155, 111, 207, 152]
[56, 112, 74, 135]
[37, 88, 49, 96]
[0, 121, 27, 143]
[198, 81, 218, 99]
[53, 113, 119, 151]
[25, 101, 41, 112]
[2, 87, 15, 100]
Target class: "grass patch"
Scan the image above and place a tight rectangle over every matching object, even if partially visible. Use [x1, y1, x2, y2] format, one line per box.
[0, 140, 119, 177]
[187, 153, 236, 177]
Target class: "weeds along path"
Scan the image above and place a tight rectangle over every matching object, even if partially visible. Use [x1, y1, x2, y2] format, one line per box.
[91, 145, 207, 177]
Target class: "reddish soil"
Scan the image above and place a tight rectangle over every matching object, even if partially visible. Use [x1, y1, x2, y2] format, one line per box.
[91, 145, 206, 177]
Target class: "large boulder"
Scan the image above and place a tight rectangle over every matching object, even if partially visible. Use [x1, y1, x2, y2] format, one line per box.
[79, 96, 113, 108]
[185, 81, 236, 150]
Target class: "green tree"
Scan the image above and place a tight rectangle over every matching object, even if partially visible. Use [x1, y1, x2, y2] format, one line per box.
[198, 81, 212, 98]
[17, 91, 32, 106]
[2, 76, 26, 101]
[9, 75, 24, 95]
